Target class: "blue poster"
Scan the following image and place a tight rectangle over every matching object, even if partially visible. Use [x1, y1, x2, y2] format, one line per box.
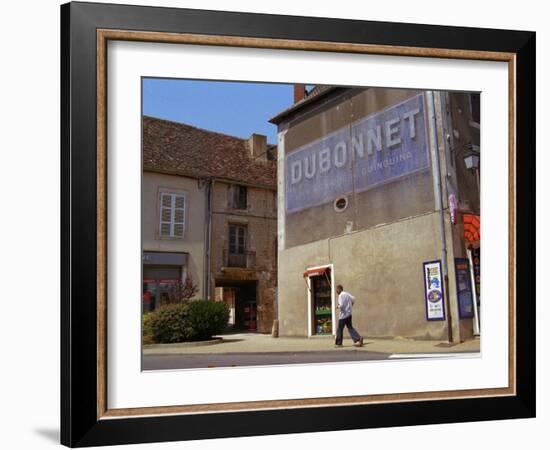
[285, 94, 430, 213]
[455, 258, 475, 319]
[423, 260, 446, 321]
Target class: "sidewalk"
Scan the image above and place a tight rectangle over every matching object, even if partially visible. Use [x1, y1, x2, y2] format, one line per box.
[143, 332, 480, 356]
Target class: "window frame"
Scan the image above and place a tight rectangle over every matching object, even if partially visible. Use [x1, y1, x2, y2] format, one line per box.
[228, 223, 247, 255]
[158, 190, 186, 239]
[469, 92, 481, 129]
[230, 184, 248, 210]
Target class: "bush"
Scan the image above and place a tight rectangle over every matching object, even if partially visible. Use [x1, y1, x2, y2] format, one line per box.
[149, 303, 193, 343]
[186, 300, 230, 341]
[142, 312, 155, 345]
[149, 300, 229, 343]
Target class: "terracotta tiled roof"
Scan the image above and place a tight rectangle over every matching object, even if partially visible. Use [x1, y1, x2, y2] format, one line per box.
[143, 116, 276, 188]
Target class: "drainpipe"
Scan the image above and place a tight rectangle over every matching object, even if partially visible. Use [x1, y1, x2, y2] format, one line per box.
[426, 91, 453, 343]
[203, 178, 214, 300]
[273, 129, 287, 336]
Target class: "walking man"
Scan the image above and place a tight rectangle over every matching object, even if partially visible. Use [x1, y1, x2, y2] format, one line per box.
[334, 284, 364, 347]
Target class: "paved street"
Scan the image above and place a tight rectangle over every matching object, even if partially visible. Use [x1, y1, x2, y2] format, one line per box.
[142, 332, 480, 370]
[143, 349, 390, 370]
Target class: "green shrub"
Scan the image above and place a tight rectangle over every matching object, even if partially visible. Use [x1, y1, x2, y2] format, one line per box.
[142, 312, 155, 345]
[186, 300, 230, 341]
[149, 303, 192, 343]
[149, 300, 229, 343]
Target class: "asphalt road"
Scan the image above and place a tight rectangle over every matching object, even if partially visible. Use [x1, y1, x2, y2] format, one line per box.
[142, 350, 390, 370]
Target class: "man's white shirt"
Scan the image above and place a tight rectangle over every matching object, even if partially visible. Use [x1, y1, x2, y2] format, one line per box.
[338, 291, 355, 319]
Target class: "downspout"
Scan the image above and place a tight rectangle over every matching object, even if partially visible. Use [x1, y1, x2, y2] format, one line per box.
[426, 91, 453, 343]
[208, 178, 215, 300]
[203, 178, 214, 300]
[274, 128, 288, 329]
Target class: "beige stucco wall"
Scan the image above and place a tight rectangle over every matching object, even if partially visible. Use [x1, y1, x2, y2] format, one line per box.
[142, 171, 206, 298]
[278, 211, 450, 340]
[277, 88, 477, 342]
[283, 88, 434, 248]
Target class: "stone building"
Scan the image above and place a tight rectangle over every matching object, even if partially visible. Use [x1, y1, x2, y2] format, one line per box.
[142, 117, 278, 332]
[270, 86, 480, 342]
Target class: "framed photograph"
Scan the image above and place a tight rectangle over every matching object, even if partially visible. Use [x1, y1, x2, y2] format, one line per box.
[61, 1, 535, 447]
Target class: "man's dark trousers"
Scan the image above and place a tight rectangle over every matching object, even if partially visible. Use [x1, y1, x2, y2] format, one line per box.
[335, 315, 362, 345]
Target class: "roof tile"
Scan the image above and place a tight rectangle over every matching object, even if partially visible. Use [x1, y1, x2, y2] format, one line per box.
[143, 116, 276, 188]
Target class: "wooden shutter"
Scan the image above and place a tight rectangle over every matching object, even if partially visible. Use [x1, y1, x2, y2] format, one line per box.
[230, 185, 247, 209]
[173, 194, 185, 237]
[159, 192, 185, 238]
[229, 225, 237, 253]
[237, 226, 246, 254]
[159, 193, 173, 237]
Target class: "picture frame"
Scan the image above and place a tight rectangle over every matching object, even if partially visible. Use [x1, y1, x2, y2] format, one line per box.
[60, 1, 535, 447]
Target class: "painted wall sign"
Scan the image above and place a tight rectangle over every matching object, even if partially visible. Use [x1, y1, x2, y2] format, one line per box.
[455, 258, 475, 319]
[285, 94, 430, 213]
[423, 260, 446, 321]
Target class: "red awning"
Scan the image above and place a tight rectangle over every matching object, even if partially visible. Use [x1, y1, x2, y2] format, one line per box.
[303, 267, 329, 278]
[463, 214, 480, 243]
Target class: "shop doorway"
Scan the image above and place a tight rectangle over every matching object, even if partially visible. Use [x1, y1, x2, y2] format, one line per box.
[463, 214, 480, 336]
[142, 265, 181, 312]
[304, 265, 335, 336]
[467, 246, 481, 336]
[215, 280, 258, 331]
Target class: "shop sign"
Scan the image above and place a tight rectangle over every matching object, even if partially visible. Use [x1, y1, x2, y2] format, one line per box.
[455, 258, 475, 319]
[285, 94, 429, 213]
[423, 260, 446, 321]
[449, 193, 458, 224]
[472, 247, 480, 297]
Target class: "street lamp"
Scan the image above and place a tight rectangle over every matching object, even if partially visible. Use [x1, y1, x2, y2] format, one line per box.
[463, 152, 480, 171]
[463, 147, 480, 191]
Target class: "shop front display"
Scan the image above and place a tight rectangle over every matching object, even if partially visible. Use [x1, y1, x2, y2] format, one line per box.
[310, 272, 333, 335]
[142, 251, 187, 311]
[242, 301, 257, 331]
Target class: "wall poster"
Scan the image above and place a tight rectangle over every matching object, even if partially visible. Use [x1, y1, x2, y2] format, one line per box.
[423, 260, 446, 321]
[455, 258, 475, 319]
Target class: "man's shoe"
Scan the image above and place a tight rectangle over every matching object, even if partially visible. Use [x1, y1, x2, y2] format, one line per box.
[334, 344, 343, 348]
[354, 338, 364, 347]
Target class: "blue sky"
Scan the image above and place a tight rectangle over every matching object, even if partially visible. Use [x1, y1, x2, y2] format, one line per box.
[142, 78, 295, 144]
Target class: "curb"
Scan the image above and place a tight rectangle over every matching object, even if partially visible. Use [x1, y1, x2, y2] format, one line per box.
[144, 337, 224, 349]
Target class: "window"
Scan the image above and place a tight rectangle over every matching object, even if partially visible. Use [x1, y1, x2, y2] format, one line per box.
[159, 192, 185, 238]
[228, 224, 247, 267]
[229, 224, 247, 254]
[470, 93, 480, 125]
[230, 184, 247, 209]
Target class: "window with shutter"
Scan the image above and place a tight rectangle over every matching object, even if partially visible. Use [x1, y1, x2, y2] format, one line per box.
[470, 93, 480, 125]
[229, 224, 247, 254]
[230, 185, 247, 209]
[228, 224, 247, 267]
[159, 192, 185, 238]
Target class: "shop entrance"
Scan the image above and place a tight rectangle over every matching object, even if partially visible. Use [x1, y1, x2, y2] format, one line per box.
[304, 266, 334, 336]
[463, 214, 481, 336]
[142, 265, 181, 312]
[142, 251, 187, 312]
[215, 280, 258, 331]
